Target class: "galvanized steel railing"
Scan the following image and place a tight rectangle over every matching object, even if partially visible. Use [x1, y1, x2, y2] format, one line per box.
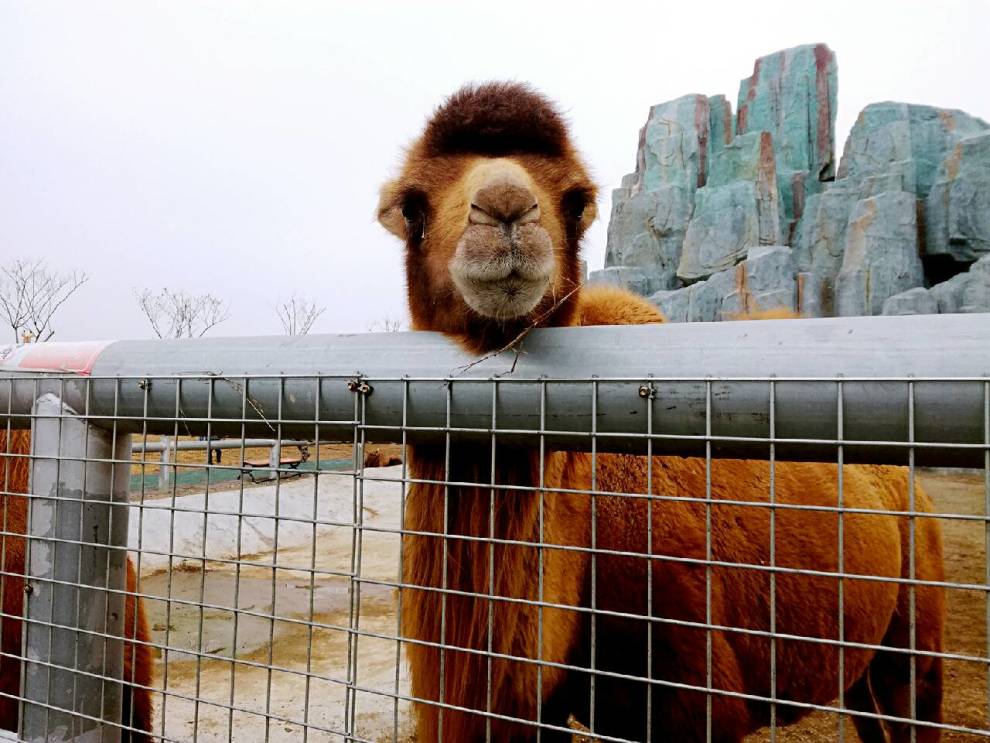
[0, 313, 987, 741]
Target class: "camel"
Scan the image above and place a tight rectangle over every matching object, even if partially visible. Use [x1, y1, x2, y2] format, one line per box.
[1, 429, 153, 741]
[377, 82, 945, 742]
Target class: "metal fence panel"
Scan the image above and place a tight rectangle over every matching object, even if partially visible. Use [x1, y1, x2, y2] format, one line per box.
[0, 318, 987, 741]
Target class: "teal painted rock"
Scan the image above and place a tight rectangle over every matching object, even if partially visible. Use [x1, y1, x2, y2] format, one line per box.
[797, 272, 824, 317]
[604, 185, 692, 293]
[650, 272, 727, 322]
[641, 94, 714, 193]
[882, 287, 939, 315]
[600, 42, 989, 321]
[737, 43, 837, 220]
[708, 94, 734, 169]
[792, 183, 857, 315]
[650, 266, 735, 322]
[929, 255, 990, 313]
[652, 246, 796, 321]
[835, 192, 924, 315]
[925, 132, 990, 262]
[586, 266, 652, 296]
[930, 273, 970, 313]
[778, 168, 826, 227]
[687, 267, 736, 321]
[720, 246, 797, 317]
[600, 94, 720, 291]
[678, 132, 780, 281]
[650, 285, 692, 322]
[838, 102, 989, 199]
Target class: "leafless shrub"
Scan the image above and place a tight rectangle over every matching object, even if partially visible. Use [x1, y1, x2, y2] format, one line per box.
[276, 294, 326, 335]
[367, 316, 405, 333]
[135, 288, 229, 339]
[0, 258, 89, 342]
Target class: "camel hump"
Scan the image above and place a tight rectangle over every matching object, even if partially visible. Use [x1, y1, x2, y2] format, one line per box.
[576, 285, 666, 327]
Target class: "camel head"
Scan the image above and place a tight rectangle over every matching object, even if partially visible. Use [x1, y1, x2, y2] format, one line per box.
[377, 82, 597, 353]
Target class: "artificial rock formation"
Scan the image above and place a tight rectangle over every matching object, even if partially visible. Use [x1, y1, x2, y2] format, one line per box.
[883, 255, 990, 315]
[653, 245, 797, 322]
[926, 133, 990, 263]
[835, 191, 924, 316]
[677, 132, 781, 281]
[590, 43, 990, 320]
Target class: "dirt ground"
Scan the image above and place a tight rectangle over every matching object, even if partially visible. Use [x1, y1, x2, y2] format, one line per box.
[140, 463, 414, 742]
[140, 468, 987, 742]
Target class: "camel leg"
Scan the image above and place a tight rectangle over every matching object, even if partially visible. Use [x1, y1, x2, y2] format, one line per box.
[869, 650, 942, 743]
[648, 631, 752, 743]
[912, 657, 944, 743]
[869, 527, 944, 743]
[121, 683, 154, 743]
[847, 670, 888, 743]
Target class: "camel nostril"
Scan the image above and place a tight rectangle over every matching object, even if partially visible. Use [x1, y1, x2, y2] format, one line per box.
[471, 181, 540, 225]
[469, 204, 500, 226]
[518, 203, 540, 223]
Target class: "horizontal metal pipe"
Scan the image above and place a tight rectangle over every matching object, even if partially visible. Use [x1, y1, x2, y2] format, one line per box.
[131, 438, 309, 453]
[1, 314, 989, 466]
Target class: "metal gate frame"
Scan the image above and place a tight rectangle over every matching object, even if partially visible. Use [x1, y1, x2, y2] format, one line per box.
[1, 312, 988, 741]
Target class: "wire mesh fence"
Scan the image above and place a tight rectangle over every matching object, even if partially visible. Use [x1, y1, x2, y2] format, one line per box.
[0, 325, 988, 742]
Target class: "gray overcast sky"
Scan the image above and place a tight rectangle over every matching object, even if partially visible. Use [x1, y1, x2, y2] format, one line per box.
[2, 1, 988, 342]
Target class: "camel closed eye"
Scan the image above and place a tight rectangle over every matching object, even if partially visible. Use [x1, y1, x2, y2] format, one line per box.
[469, 202, 540, 227]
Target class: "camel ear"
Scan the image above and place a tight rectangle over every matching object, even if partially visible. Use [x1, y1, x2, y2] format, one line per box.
[580, 198, 598, 234]
[377, 179, 406, 239]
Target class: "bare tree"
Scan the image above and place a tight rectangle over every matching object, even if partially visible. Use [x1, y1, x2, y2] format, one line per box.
[135, 288, 229, 339]
[367, 316, 405, 333]
[276, 294, 326, 335]
[0, 259, 89, 342]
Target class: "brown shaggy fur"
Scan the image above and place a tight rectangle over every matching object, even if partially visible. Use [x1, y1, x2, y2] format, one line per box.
[381, 83, 945, 742]
[378, 83, 595, 355]
[1, 429, 154, 741]
[421, 82, 570, 158]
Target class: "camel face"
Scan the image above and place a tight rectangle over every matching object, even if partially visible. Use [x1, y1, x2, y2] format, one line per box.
[377, 82, 597, 350]
[451, 157, 557, 319]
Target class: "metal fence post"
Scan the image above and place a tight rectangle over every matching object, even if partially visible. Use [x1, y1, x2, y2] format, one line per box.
[21, 392, 131, 742]
[267, 439, 281, 480]
[159, 434, 173, 492]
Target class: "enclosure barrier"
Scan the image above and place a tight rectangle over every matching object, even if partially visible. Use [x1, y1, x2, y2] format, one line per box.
[0, 313, 988, 741]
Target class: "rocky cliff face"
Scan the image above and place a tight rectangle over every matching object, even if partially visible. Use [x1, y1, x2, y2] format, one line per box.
[590, 44, 990, 320]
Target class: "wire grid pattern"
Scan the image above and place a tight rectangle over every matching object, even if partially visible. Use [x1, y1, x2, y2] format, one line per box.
[0, 372, 987, 742]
